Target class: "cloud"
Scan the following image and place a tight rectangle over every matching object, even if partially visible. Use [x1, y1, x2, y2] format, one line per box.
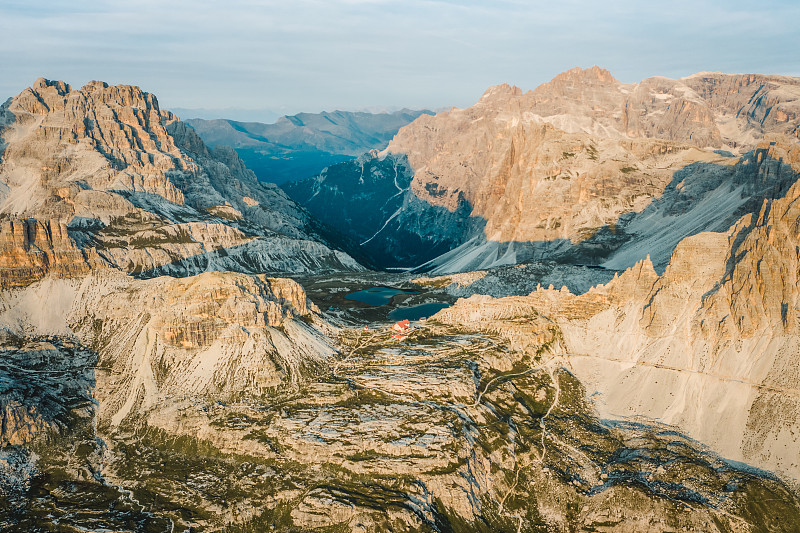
[1, 0, 798, 113]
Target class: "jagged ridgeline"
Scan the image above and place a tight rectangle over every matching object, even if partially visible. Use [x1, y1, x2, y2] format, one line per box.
[285, 67, 800, 273]
[2, 70, 800, 533]
[0, 78, 362, 283]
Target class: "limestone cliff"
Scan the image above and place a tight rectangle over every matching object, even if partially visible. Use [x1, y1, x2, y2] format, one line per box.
[0, 78, 362, 282]
[81, 271, 333, 428]
[0, 268, 334, 433]
[682, 72, 800, 146]
[0, 219, 105, 289]
[287, 67, 800, 272]
[436, 142, 800, 482]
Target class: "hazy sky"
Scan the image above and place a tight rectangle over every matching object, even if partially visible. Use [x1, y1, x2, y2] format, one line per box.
[2, 0, 799, 119]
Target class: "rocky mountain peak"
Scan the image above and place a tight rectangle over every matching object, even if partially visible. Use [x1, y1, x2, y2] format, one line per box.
[531, 65, 621, 100]
[295, 68, 800, 273]
[479, 82, 524, 102]
[12, 78, 164, 126]
[80, 80, 161, 112]
[0, 78, 363, 283]
[0, 78, 187, 218]
[551, 65, 618, 84]
[81, 80, 109, 91]
[31, 77, 71, 94]
[12, 77, 71, 116]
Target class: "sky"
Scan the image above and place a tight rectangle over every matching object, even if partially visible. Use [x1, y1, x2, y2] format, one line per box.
[2, 0, 799, 120]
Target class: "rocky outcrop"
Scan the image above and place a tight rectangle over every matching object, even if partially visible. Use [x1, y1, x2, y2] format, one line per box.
[288, 67, 800, 272]
[682, 72, 800, 145]
[0, 268, 335, 430]
[84, 271, 332, 426]
[0, 77, 310, 232]
[0, 336, 96, 446]
[436, 143, 800, 481]
[521, 66, 723, 146]
[0, 79, 362, 283]
[0, 219, 105, 289]
[391, 69, 800, 271]
[3, 266, 800, 531]
[1, 78, 185, 218]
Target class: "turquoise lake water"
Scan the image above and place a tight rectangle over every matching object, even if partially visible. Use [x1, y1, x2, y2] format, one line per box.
[388, 302, 450, 321]
[344, 286, 410, 306]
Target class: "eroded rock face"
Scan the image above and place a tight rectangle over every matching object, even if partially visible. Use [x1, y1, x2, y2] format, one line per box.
[390, 69, 800, 269]
[76, 271, 333, 427]
[437, 143, 800, 482]
[0, 219, 105, 289]
[287, 67, 800, 272]
[1, 78, 186, 218]
[518, 66, 723, 146]
[682, 72, 800, 145]
[0, 78, 363, 283]
[0, 336, 96, 446]
[0, 268, 334, 434]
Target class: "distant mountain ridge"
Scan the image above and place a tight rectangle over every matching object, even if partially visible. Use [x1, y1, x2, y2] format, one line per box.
[186, 108, 433, 183]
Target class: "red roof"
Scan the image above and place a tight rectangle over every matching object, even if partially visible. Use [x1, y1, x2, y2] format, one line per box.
[392, 319, 411, 332]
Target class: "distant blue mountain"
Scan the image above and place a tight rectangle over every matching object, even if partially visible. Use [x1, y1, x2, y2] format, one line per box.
[185, 109, 432, 184]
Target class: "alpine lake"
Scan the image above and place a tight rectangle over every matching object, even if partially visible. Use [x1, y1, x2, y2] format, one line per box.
[297, 273, 454, 325]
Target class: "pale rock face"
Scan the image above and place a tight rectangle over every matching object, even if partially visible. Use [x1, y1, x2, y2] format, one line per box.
[289, 67, 800, 271]
[0, 78, 363, 280]
[516, 66, 722, 146]
[0, 78, 185, 217]
[682, 72, 800, 146]
[389, 68, 799, 251]
[0, 269, 334, 433]
[0, 218, 105, 289]
[437, 143, 800, 481]
[92, 221, 253, 275]
[0, 77, 308, 234]
[82, 272, 333, 427]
